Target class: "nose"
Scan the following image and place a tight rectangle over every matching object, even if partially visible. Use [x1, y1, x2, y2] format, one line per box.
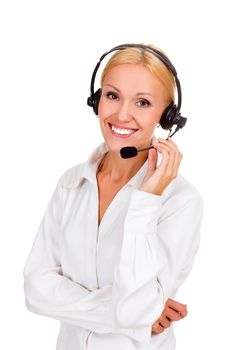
[117, 101, 132, 122]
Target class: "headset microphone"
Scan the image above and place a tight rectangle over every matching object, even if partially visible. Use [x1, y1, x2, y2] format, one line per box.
[120, 145, 155, 159]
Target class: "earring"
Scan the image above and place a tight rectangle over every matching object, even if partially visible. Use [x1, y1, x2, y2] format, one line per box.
[157, 123, 160, 128]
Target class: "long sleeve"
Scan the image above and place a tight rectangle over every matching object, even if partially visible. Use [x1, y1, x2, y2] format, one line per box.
[112, 186, 204, 344]
[23, 181, 146, 344]
[23, 177, 204, 346]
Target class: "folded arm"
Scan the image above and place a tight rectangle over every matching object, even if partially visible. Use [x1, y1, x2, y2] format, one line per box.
[23, 181, 203, 345]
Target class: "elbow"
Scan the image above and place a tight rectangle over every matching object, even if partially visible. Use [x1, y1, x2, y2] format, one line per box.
[23, 273, 44, 316]
[24, 296, 38, 314]
[23, 274, 36, 313]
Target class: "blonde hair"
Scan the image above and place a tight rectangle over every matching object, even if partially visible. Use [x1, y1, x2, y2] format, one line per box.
[100, 44, 175, 104]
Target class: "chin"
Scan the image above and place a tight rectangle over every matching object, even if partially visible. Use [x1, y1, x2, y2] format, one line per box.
[103, 138, 127, 154]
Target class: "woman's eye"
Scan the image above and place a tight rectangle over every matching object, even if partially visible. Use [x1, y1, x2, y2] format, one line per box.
[106, 91, 118, 100]
[136, 99, 151, 107]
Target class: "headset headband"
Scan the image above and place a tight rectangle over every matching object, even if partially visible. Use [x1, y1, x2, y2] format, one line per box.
[88, 43, 182, 111]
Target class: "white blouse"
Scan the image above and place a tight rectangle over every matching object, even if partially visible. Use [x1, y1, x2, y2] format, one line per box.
[23, 137, 204, 350]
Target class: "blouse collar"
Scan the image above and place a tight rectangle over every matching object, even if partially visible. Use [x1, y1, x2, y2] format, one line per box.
[61, 134, 162, 189]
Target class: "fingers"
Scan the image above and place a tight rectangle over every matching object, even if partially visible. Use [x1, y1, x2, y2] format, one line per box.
[166, 298, 186, 309]
[152, 320, 165, 334]
[140, 137, 182, 196]
[163, 306, 183, 321]
[163, 303, 188, 321]
[153, 137, 182, 178]
[148, 147, 158, 173]
[166, 298, 188, 319]
[152, 140, 170, 171]
[157, 139, 176, 174]
[158, 314, 171, 328]
[167, 138, 183, 164]
[168, 138, 183, 172]
[151, 314, 172, 334]
[152, 299, 188, 334]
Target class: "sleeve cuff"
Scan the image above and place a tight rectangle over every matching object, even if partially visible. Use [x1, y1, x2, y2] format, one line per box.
[124, 188, 162, 234]
[121, 325, 152, 345]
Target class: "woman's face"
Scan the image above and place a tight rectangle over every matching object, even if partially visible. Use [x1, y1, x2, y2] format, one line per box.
[98, 63, 168, 152]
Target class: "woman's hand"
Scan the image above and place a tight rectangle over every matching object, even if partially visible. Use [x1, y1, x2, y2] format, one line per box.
[151, 298, 188, 334]
[138, 138, 183, 196]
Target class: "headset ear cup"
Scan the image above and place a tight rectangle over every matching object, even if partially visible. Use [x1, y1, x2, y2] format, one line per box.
[93, 88, 102, 115]
[160, 102, 178, 130]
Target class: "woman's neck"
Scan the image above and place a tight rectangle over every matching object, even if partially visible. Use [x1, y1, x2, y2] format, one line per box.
[98, 148, 149, 183]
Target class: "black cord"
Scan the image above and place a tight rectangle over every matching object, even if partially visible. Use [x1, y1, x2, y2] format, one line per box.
[166, 126, 180, 140]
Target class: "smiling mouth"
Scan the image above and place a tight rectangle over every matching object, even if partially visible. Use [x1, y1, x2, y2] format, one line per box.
[108, 123, 139, 137]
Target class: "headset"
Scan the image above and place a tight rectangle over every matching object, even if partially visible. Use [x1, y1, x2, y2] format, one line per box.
[87, 43, 187, 138]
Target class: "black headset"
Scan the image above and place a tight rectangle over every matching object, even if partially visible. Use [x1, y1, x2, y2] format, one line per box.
[87, 43, 187, 138]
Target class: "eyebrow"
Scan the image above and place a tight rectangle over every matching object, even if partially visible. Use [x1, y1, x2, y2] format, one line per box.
[103, 84, 154, 97]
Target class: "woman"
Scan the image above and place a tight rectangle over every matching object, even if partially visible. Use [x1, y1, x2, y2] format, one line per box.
[23, 44, 204, 350]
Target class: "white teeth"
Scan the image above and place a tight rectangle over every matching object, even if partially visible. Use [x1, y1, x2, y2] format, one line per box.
[111, 124, 136, 135]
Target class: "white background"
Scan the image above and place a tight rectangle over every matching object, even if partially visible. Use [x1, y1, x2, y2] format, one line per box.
[0, 0, 232, 348]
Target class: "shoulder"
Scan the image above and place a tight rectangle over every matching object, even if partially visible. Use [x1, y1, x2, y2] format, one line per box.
[57, 162, 86, 189]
